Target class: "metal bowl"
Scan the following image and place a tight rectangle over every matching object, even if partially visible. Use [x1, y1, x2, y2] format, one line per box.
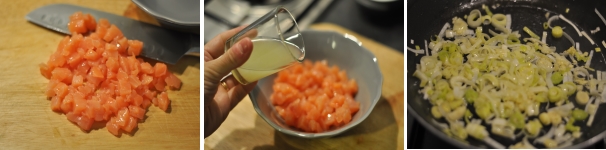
[249, 30, 384, 138]
[408, 0, 606, 148]
[132, 0, 200, 34]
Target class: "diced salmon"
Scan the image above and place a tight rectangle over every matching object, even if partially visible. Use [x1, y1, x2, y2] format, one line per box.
[105, 99, 119, 114]
[123, 116, 138, 133]
[50, 96, 62, 112]
[270, 60, 359, 133]
[106, 117, 120, 136]
[84, 14, 97, 31]
[73, 96, 87, 114]
[39, 63, 52, 79]
[141, 99, 152, 110]
[48, 55, 66, 69]
[157, 92, 170, 112]
[90, 65, 104, 79]
[68, 19, 87, 34]
[151, 97, 158, 107]
[93, 104, 106, 121]
[84, 48, 100, 61]
[130, 92, 144, 107]
[115, 96, 129, 112]
[64, 34, 84, 56]
[84, 99, 100, 119]
[81, 37, 94, 50]
[75, 61, 91, 76]
[118, 79, 131, 96]
[54, 82, 69, 99]
[118, 57, 131, 75]
[115, 108, 130, 127]
[104, 43, 119, 57]
[153, 63, 167, 78]
[41, 12, 182, 137]
[127, 40, 143, 56]
[86, 75, 102, 89]
[66, 112, 93, 131]
[67, 52, 84, 67]
[128, 105, 145, 120]
[98, 18, 111, 28]
[45, 79, 60, 97]
[140, 74, 153, 86]
[154, 78, 166, 91]
[72, 75, 84, 87]
[106, 57, 119, 72]
[76, 84, 92, 96]
[51, 67, 72, 83]
[61, 94, 74, 112]
[116, 37, 129, 53]
[165, 73, 181, 90]
[128, 75, 142, 88]
[127, 56, 140, 75]
[103, 25, 123, 42]
[140, 63, 153, 75]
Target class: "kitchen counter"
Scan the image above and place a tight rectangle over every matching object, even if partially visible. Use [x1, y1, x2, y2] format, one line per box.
[0, 0, 200, 149]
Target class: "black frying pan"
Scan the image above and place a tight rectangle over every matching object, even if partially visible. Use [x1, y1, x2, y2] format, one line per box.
[408, 0, 606, 148]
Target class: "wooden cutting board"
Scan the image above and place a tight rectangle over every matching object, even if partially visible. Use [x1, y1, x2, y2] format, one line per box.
[203, 23, 405, 150]
[0, 0, 200, 149]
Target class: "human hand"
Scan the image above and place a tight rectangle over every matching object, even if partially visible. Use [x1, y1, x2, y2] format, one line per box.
[204, 26, 257, 138]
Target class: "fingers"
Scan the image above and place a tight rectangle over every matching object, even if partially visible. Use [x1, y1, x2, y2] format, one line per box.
[240, 29, 259, 42]
[211, 80, 256, 118]
[205, 27, 259, 61]
[226, 81, 258, 110]
[204, 73, 258, 139]
[219, 75, 257, 96]
[203, 37, 253, 104]
[221, 75, 239, 89]
[213, 77, 257, 111]
[205, 37, 254, 82]
[242, 81, 258, 94]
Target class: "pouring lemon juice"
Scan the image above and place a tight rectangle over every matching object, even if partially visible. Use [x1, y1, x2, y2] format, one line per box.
[224, 6, 305, 85]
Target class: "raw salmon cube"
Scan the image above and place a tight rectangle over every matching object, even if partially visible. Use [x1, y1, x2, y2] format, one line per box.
[122, 116, 138, 133]
[165, 73, 181, 90]
[157, 92, 170, 112]
[127, 40, 143, 56]
[103, 25, 123, 42]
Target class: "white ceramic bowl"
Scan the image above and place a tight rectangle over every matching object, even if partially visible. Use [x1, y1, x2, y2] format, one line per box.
[249, 30, 384, 138]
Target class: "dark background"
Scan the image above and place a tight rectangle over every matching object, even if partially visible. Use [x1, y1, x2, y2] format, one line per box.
[313, 0, 404, 52]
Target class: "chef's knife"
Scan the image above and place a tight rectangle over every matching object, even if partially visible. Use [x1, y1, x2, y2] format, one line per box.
[26, 3, 200, 65]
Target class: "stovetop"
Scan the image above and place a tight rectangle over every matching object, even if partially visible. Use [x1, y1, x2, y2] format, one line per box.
[407, 115, 606, 149]
[203, 0, 332, 43]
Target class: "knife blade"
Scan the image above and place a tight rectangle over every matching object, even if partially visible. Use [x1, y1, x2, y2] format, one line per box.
[26, 3, 200, 65]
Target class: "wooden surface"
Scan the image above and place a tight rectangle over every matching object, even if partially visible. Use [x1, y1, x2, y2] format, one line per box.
[0, 0, 200, 149]
[204, 23, 404, 150]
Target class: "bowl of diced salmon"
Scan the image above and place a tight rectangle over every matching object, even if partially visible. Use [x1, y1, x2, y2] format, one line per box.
[249, 30, 383, 138]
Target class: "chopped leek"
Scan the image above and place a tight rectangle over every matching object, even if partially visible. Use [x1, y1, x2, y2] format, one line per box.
[552, 26, 563, 38]
[571, 108, 589, 120]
